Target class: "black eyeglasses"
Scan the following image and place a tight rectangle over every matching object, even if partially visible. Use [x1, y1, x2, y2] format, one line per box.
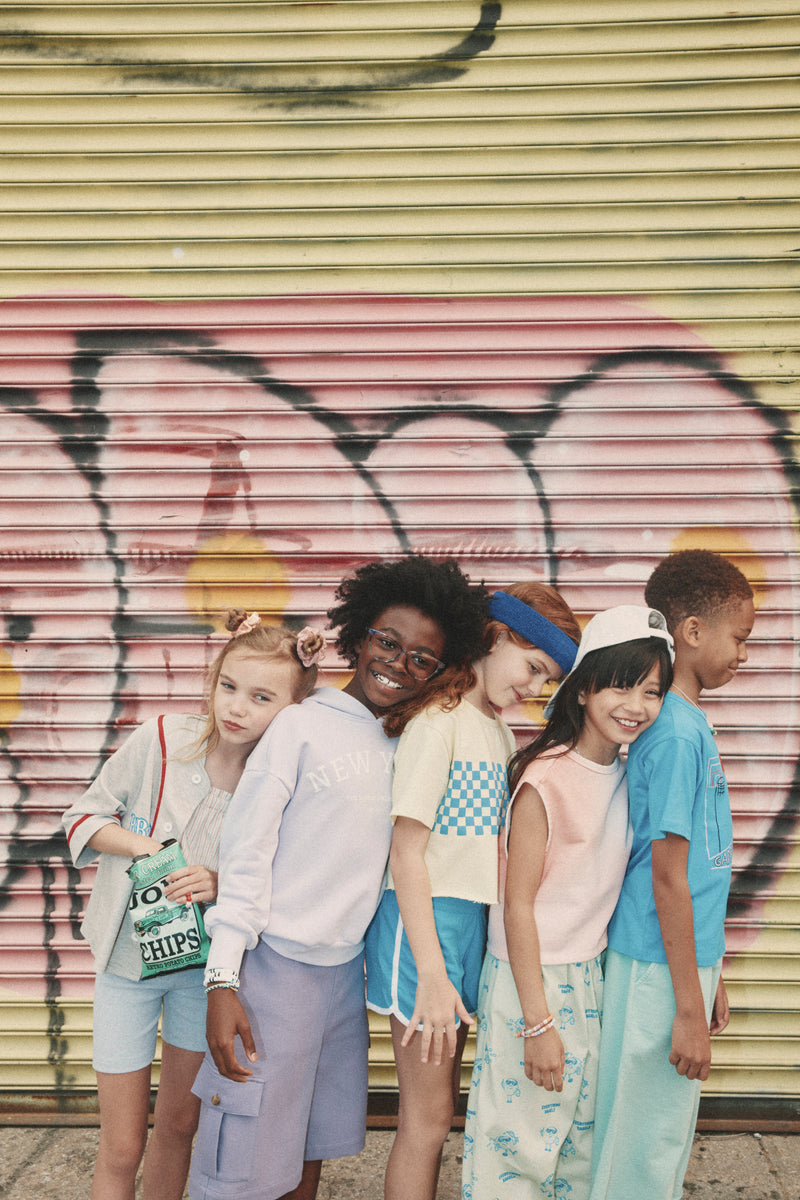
[367, 629, 446, 682]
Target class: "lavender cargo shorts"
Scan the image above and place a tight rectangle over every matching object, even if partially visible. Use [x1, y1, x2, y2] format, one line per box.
[189, 941, 369, 1200]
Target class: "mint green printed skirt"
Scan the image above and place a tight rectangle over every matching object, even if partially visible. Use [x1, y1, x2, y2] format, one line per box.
[462, 951, 605, 1200]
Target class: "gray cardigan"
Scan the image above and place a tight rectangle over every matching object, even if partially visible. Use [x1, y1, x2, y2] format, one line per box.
[63, 713, 211, 979]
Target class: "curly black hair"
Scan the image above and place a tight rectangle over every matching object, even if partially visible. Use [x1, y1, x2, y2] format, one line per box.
[645, 549, 753, 632]
[327, 554, 488, 668]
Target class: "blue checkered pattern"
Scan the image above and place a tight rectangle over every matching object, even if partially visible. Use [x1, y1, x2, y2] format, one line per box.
[433, 760, 508, 836]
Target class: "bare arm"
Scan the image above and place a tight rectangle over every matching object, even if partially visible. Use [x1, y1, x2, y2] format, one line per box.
[710, 975, 730, 1036]
[504, 784, 565, 1092]
[389, 815, 471, 1066]
[652, 832, 713, 1080]
[87, 823, 162, 859]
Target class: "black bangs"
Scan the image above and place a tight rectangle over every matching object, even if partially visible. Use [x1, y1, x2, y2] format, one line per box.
[508, 634, 674, 794]
[577, 638, 673, 697]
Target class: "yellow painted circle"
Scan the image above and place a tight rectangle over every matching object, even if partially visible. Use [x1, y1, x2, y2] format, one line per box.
[185, 533, 291, 634]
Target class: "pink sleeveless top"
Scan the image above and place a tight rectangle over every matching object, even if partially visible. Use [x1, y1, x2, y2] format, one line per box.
[487, 746, 632, 965]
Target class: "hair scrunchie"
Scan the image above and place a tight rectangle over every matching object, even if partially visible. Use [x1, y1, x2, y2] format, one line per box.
[296, 627, 326, 668]
[233, 612, 261, 637]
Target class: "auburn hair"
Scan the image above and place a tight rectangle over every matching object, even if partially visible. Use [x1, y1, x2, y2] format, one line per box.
[383, 581, 580, 738]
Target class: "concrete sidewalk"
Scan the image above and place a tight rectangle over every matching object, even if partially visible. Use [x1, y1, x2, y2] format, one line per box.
[1, 1125, 799, 1198]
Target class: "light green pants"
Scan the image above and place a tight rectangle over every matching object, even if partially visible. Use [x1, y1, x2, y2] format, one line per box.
[589, 949, 721, 1200]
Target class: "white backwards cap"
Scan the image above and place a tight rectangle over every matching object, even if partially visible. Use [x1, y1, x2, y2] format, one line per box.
[544, 605, 674, 717]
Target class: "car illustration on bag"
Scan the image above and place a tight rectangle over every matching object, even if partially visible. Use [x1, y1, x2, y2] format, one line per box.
[133, 903, 190, 937]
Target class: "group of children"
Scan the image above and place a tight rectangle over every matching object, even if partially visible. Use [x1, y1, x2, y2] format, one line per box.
[63, 547, 755, 1200]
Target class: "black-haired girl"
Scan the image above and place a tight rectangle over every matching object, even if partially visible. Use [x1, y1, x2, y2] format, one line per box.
[462, 606, 674, 1200]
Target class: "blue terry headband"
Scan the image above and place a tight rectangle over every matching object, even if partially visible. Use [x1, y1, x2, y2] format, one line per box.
[488, 591, 578, 675]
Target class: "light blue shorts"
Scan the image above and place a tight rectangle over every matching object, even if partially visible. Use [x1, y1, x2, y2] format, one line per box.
[92, 967, 207, 1073]
[364, 889, 487, 1027]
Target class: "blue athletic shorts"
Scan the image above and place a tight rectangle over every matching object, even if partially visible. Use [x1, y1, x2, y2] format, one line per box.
[364, 888, 487, 1027]
[92, 967, 207, 1073]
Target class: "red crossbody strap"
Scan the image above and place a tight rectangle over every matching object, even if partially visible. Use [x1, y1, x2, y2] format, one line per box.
[150, 715, 168, 835]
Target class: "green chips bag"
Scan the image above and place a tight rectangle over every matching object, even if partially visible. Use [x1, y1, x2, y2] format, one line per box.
[127, 840, 211, 978]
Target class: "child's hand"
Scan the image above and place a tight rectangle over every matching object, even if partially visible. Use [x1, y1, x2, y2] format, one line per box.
[164, 864, 218, 905]
[669, 1010, 712, 1080]
[524, 1026, 565, 1092]
[709, 975, 730, 1036]
[206, 988, 257, 1082]
[401, 974, 472, 1067]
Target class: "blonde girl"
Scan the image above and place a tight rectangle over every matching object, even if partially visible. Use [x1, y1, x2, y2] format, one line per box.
[365, 583, 582, 1200]
[63, 611, 323, 1200]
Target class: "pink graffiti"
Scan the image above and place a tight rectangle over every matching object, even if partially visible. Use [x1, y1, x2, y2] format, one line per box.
[0, 292, 796, 1009]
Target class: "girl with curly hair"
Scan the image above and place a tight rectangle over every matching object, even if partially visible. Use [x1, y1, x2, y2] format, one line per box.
[189, 555, 488, 1200]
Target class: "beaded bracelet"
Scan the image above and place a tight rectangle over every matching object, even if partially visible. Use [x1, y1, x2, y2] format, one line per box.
[205, 981, 240, 995]
[203, 967, 240, 994]
[518, 1018, 554, 1039]
[516, 1014, 554, 1039]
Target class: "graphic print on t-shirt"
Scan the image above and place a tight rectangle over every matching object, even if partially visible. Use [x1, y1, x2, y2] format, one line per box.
[433, 759, 508, 836]
[705, 757, 733, 868]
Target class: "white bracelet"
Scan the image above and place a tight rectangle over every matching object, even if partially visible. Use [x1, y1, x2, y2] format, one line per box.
[203, 967, 240, 993]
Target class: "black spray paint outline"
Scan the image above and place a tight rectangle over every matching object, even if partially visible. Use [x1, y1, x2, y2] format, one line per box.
[536, 346, 800, 915]
[0, 3, 501, 109]
[1, 341, 409, 1097]
[1, 330, 797, 1094]
[0, 392, 99, 1094]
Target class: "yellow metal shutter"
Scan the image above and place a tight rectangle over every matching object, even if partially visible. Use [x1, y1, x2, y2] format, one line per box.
[0, 2, 797, 1121]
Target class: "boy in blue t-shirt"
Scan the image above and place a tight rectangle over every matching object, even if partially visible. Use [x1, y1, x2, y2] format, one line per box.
[590, 550, 755, 1200]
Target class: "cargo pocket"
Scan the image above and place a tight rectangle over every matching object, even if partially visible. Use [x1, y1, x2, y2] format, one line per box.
[192, 1058, 265, 1183]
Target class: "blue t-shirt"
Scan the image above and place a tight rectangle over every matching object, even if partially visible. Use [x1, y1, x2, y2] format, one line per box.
[608, 691, 732, 966]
